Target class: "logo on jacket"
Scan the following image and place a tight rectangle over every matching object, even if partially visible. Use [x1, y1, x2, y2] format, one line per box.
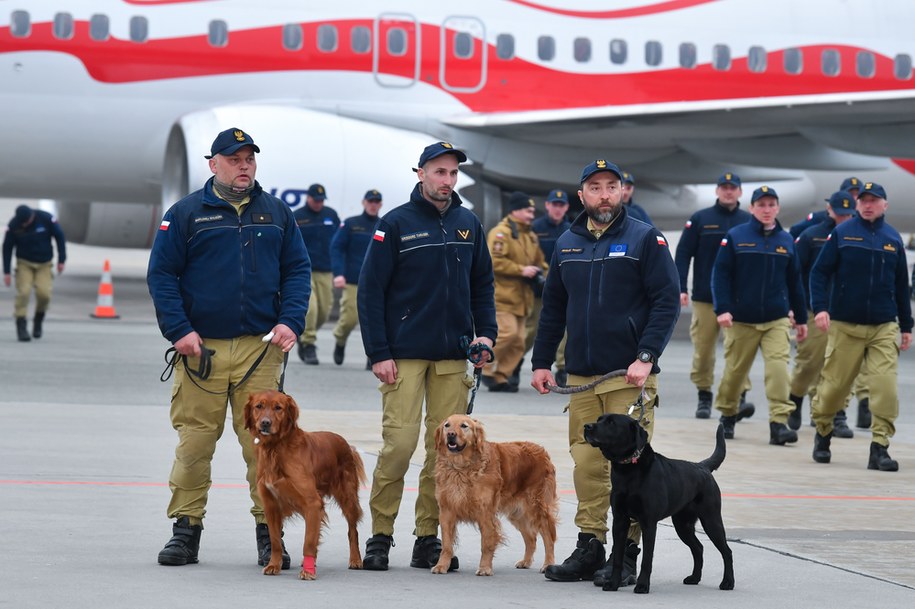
[194, 214, 225, 224]
[656, 235, 668, 246]
[607, 243, 628, 257]
[401, 231, 431, 242]
[775, 246, 787, 254]
[884, 243, 897, 252]
[456, 229, 472, 241]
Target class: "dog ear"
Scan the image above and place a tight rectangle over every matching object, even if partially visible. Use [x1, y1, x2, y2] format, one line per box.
[281, 393, 300, 436]
[473, 419, 486, 444]
[243, 394, 257, 432]
[434, 421, 445, 449]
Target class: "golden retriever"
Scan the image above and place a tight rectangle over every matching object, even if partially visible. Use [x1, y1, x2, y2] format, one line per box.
[432, 414, 558, 576]
[243, 390, 365, 580]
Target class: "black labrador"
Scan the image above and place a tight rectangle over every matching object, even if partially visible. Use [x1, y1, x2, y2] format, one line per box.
[583, 414, 734, 594]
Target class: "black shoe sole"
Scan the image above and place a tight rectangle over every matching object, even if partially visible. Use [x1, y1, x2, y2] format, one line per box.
[362, 558, 389, 571]
[158, 555, 198, 566]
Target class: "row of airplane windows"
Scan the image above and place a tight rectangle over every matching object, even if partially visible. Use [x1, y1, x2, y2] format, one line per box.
[8, 10, 915, 80]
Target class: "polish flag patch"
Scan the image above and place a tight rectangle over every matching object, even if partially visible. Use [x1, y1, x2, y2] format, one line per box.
[159, 220, 170, 231]
[720, 238, 728, 246]
[684, 220, 692, 228]
[374, 229, 386, 242]
[656, 235, 668, 246]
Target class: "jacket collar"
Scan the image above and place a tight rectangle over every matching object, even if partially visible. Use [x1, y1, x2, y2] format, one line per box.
[570, 205, 630, 240]
[409, 182, 464, 216]
[201, 176, 263, 209]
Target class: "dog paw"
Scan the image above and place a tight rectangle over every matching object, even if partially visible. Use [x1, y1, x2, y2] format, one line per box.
[431, 564, 449, 574]
[263, 564, 281, 576]
[514, 559, 532, 569]
[683, 574, 701, 585]
[476, 567, 493, 576]
[348, 559, 363, 570]
[634, 583, 650, 594]
[602, 582, 620, 592]
[719, 578, 735, 590]
[298, 570, 317, 581]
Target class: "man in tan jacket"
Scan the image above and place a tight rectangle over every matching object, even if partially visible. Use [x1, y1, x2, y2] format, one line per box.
[483, 191, 549, 392]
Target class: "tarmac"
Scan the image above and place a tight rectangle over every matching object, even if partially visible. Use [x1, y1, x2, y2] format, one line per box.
[1, 237, 914, 608]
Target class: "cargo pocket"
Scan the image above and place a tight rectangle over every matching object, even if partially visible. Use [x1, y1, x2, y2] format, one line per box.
[378, 375, 404, 429]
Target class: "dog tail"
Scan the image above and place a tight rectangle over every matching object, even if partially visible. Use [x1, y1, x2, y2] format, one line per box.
[350, 445, 368, 488]
[699, 424, 726, 472]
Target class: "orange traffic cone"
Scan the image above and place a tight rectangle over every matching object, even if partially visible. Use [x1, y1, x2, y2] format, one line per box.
[90, 259, 120, 319]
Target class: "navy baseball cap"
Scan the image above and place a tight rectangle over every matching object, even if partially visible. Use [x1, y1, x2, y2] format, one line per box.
[546, 189, 569, 204]
[717, 172, 741, 187]
[204, 127, 260, 159]
[857, 182, 887, 200]
[621, 170, 635, 184]
[751, 185, 779, 203]
[509, 191, 536, 211]
[414, 141, 467, 171]
[839, 176, 862, 192]
[580, 159, 623, 184]
[364, 189, 382, 201]
[14, 205, 32, 223]
[825, 190, 855, 215]
[307, 183, 327, 200]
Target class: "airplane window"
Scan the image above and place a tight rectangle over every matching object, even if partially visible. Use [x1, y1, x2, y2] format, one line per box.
[387, 27, 407, 56]
[538, 36, 555, 61]
[454, 32, 473, 59]
[53, 12, 74, 40]
[10, 10, 30, 38]
[610, 39, 627, 64]
[283, 24, 303, 51]
[496, 33, 515, 60]
[317, 24, 337, 52]
[821, 49, 840, 77]
[856, 51, 875, 78]
[129, 16, 148, 43]
[712, 44, 731, 71]
[208, 20, 228, 48]
[679, 43, 697, 68]
[894, 54, 912, 80]
[748, 46, 767, 73]
[783, 48, 803, 75]
[574, 37, 591, 63]
[89, 14, 110, 42]
[351, 26, 371, 54]
[645, 41, 662, 66]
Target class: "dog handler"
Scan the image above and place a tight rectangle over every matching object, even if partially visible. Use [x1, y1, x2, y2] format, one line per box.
[531, 160, 680, 586]
[148, 128, 311, 568]
[357, 142, 497, 571]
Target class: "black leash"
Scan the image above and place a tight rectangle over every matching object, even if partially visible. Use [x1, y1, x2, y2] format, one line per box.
[160, 342, 284, 395]
[545, 368, 627, 394]
[460, 336, 495, 415]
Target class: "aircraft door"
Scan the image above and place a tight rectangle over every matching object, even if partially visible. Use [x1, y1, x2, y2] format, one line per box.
[440, 16, 486, 93]
[373, 14, 420, 87]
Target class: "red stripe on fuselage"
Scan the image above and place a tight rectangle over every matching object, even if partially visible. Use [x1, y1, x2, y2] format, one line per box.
[2, 19, 914, 113]
[506, 0, 719, 19]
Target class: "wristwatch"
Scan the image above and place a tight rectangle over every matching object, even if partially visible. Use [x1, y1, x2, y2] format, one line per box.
[637, 350, 655, 364]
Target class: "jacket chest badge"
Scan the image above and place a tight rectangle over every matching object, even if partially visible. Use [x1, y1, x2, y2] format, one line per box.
[607, 243, 628, 257]
[775, 246, 788, 254]
[456, 229, 472, 241]
[884, 243, 897, 252]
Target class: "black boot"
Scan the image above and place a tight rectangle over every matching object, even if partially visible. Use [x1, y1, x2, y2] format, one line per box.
[157, 517, 202, 565]
[302, 344, 319, 365]
[813, 431, 832, 463]
[720, 415, 737, 440]
[695, 389, 713, 419]
[769, 422, 798, 445]
[856, 398, 872, 429]
[32, 311, 45, 339]
[15, 317, 30, 342]
[256, 523, 290, 570]
[333, 342, 345, 365]
[593, 539, 639, 587]
[736, 392, 756, 421]
[832, 409, 854, 439]
[788, 394, 803, 431]
[544, 532, 605, 582]
[410, 535, 458, 571]
[868, 442, 899, 472]
[554, 368, 568, 387]
[508, 358, 523, 389]
[363, 534, 394, 571]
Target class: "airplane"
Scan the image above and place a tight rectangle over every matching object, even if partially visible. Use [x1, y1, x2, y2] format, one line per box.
[3, 0, 915, 248]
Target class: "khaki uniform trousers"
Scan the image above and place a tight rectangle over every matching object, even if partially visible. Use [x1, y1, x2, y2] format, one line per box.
[484, 311, 527, 384]
[301, 271, 333, 346]
[369, 359, 472, 537]
[524, 296, 567, 369]
[167, 336, 285, 525]
[567, 373, 657, 543]
[714, 319, 794, 423]
[790, 310, 868, 406]
[332, 284, 359, 346]
[14, 259, 53, 318]
[690, 301, 750, 394]
[812, 321, 899, 446]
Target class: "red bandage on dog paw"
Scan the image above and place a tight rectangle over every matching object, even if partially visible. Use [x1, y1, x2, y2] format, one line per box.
[302, 556, 316, 575]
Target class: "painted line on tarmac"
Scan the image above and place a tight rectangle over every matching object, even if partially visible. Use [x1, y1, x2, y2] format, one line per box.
[2, 479, 914, 502]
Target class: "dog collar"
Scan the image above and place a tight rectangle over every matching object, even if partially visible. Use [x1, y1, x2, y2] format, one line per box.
[617, 446, 644, 465]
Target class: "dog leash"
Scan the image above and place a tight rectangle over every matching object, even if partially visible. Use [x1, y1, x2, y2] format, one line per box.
[545, 369, 627, 394]
[160, 342, 284, 395]
[460, 336, 495, 415]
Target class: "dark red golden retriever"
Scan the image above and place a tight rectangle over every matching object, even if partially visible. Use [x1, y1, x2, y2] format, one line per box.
[432, 414, 558, 576]
[243, 390, 365, 580]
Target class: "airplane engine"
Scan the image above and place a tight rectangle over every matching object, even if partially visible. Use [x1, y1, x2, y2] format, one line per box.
[52, 200, 165, 249]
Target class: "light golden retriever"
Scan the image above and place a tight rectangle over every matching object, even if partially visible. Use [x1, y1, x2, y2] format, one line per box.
[432, 414, 558, 576]
[244, 390, 365, 580]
